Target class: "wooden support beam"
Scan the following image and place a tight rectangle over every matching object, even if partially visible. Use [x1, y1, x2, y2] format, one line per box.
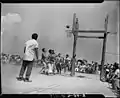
[66, 30, 105, 34]
[100, 14, 109, 82]
[77, 30, 105, 33]
[70, 13, 77, 77]
[78, 36, 104, 39]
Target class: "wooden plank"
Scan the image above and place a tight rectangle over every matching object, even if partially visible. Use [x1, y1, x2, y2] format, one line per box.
[77, 30, 105, 33]
[77, 36, 104, 39]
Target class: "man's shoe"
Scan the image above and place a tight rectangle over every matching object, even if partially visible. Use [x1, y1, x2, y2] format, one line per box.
[16, 77, 24, 81]
[24, 78, 32, 82]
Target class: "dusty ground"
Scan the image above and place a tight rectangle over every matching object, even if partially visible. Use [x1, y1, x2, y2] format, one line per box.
[1, 63, 116, 97]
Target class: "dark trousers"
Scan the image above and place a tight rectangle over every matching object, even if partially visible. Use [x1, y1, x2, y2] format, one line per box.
[56, 63, 61, 74]
[19, 60, 33, 79]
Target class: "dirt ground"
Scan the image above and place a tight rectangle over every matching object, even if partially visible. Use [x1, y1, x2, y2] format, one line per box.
[1, 64, 116, 97]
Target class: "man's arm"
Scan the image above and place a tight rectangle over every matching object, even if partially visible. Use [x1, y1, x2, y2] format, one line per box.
[24, 47, 26, 53]
[34, 48, 39, 60]
[110, 70, 118, 80]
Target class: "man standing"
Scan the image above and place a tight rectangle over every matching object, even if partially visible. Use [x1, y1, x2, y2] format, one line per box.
[39, 48, 47, 74]
[47, 49, 56, 75]
[56, 53, 62, 74]
[64, 54, 71, 73]
[17, 33, 39, 82]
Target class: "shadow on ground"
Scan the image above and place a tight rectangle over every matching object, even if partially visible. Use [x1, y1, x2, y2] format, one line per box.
[60, 73, 72, 77]
[77, 75, 86, 78]
[60, 73, 92, 79]
[77, 75, 93, 79]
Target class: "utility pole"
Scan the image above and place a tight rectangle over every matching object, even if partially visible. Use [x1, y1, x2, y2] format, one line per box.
[100, 32, 107, 81]
[100, 15, 109, 82]
[71, 16, 79, 76]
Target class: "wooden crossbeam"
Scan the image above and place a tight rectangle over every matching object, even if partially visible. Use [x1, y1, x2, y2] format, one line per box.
[66, 30, 105, 33]
[77, 36, 104, 39]
[77, 30, 105, 33]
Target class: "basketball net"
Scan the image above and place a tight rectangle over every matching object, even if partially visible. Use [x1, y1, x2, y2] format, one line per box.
[67, 31, 72, 38]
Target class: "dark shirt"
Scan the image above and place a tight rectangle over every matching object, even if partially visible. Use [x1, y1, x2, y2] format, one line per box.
[42, 52, 46, 61]
[48, 54, 55, 62]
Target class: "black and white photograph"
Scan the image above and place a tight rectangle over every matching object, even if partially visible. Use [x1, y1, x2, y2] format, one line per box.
[1, 1, 120, 97]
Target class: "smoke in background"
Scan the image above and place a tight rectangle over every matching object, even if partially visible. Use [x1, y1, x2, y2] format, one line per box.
[1, 13, 21, 33]
[1, 1, 119, 63]
[1, 16, 4, 35]
[1, 13, 22, 54]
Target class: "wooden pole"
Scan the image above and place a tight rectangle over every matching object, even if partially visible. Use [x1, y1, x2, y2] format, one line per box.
[71, 14, 79, 76]
[100, 14, 109, 82]
[71, 34, 77, 76]
[71, 13, 76, 76]
[72, 13, 76, 32]
[100, 33, 107, 81]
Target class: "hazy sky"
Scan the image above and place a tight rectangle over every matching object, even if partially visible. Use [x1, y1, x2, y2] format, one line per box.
[1, 1, 119, 63]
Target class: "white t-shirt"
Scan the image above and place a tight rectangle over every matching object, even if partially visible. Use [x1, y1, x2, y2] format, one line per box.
[23, 39, 38, 61]
[66, 57, 71, 64]
[115, 69, 120, 78]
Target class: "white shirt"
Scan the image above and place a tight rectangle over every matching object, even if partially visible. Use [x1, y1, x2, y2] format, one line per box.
[106, 69, 109, 72]
[66, 57, 71, 63]
[48, 63, 53, 73]
[115, 69, 120, 78]
[23, 39, 38, 61]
